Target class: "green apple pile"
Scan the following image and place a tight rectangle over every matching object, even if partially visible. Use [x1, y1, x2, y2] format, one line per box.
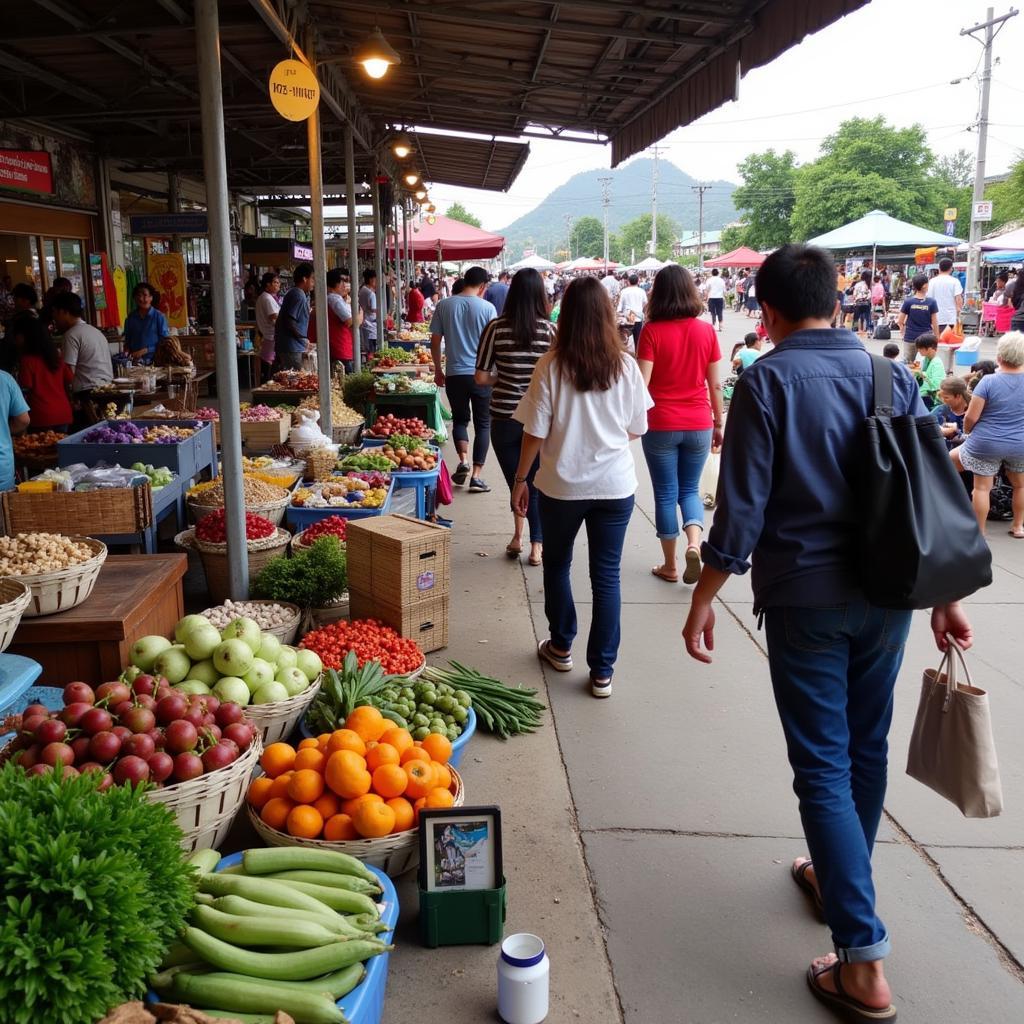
[123, 614, 322, 707]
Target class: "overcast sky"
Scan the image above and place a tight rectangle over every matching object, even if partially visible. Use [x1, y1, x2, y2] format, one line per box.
[425, 0, 1024, 231]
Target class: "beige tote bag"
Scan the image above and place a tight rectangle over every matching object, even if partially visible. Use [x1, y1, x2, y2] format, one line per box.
[906, 636, 1003, 818]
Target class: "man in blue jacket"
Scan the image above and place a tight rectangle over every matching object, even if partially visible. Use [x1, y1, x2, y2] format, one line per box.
[683, 244, 973, 1022]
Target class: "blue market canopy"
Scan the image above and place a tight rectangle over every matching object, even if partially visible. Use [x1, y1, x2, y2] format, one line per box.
[806, 210, 963, 251]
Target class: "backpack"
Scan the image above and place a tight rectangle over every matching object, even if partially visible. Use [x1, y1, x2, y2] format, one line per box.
[873, 320, 892, 340]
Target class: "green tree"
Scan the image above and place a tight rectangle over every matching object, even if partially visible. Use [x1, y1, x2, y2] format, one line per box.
[790, 117, 941, 240]
[986, 157, 1024, 230]
[569, 215, 605, 259]
[444, 201, 482, 228]
[719, 224, 750, 252]
[936, 149, 974, 188]
[934, 148, 975, 237]
[615, 213, 679, 263]
[730, 149, 797, 249]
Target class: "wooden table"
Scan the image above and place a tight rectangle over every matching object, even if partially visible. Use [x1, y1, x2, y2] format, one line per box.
[8, 554, 187, 685]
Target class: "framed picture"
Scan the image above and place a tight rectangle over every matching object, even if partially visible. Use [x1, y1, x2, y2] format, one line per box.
[419, 806, 503, 892]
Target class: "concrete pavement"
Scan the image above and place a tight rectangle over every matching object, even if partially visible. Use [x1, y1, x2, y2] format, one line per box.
[384, 305, 1024, 1022]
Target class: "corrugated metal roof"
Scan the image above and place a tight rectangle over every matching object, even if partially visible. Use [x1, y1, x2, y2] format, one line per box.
[0, 0, 867, 192]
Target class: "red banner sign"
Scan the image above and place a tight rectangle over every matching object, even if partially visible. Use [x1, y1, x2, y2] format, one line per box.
[0, 150, 54, 195]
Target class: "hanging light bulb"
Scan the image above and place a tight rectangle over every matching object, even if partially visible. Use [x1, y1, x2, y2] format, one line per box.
[355, 27, 401, 80]
[403, 170, 420, 187]
[426, 214, 437, 225]
[392, 132, 413, 159]
[426, 203, 436, 214]
[414, 188, 427, 200]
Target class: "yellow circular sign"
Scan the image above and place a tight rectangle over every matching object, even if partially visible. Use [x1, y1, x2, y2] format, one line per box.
[268, 59, 320, 121]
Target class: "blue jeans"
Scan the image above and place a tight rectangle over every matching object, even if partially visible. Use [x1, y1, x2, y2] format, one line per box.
[708, 297, 724, 324]
[764, 599, 912, 963]
[445, 375, 492, 467]
[641, 429, 712, 538]
[539, 493, 634, 679]
[490, 417, 541, 543]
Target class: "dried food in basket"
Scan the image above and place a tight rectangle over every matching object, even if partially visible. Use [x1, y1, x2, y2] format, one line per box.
[247, 704, 460, 840]
[304, 447, 338, 482]
[195, 509, 277, 543]
[122, 613, 322, 710]
[292, 478, 387, 510]
[13, 430, 66, 458]
[188, 476, 288, 507]
[200, 599, 299, 634]
[0, 532, 96, 575]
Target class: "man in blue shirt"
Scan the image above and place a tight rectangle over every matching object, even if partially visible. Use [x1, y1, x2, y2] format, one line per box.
[483, 271, 510, 316]
[681, 244, 973, 1021]
[430, 265, 496, 491]
[275, 263, 313, 371]
[124, 282, 170, 363]
[0, 368, 30, 490]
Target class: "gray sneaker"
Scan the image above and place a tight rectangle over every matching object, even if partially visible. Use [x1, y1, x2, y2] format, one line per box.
[591, 676, 612, 698]
[468, 477, 491, 493]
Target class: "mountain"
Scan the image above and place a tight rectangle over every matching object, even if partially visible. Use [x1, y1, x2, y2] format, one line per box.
[495, 158, 738, 258]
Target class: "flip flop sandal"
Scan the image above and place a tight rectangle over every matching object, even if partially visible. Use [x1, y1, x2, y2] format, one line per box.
[791, 859, 826, 921]
[1008, 530, 1024, 539]
[528, 554, 542, 566]
[506, 543, 523, 559]
[651, 566, 679, 583]
[806, 960, 897, 1022]
[537, 639, 572, 672]
[682, 546, 701, 585]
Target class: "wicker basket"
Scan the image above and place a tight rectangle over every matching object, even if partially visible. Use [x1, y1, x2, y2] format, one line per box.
[2, 486, 153, 536]
[175, 528, 290, 605]
[10, 536, 107, 618]
[247, 765, 464, 876]
[199, 599, 302, 645]
[297, 593, 350, 633]
[290, 530, 347, 555]
[305, 448, 338, 482]
[150, 733, 263, 852]
[245, 675, 322, 745]
[332, 423, 364, 446]
[188, 493, 291, 527]
[0, 579, 31, 653]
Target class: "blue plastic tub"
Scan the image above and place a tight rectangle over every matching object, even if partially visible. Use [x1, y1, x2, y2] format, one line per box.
[0, 679, 57, 747]
[300, 706, 476, 766]
[286, 477, 395, 530]
[146, 853, 397, 1024]
[357, 441, 440, 519]
[57, 420, 217, 484]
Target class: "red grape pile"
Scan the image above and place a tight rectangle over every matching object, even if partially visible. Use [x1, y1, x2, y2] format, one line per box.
[196, 509, 277, 543]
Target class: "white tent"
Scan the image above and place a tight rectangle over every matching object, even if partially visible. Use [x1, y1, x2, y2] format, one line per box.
[627, 256, 665, 272]
[509, 253, 557, 271]
[978, 226, 1024, 251]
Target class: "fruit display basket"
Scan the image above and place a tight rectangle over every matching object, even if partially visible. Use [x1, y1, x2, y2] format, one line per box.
[175, 528, 291, 605]
[148, 732, 263, 853]
[188, 492, 292, 527]
[247, 765, 464, 876]
[57, 420, 216, 484]
[245, 674, 322, 745]
[9, 536, 108, 618]
[0, 579, 32, 652]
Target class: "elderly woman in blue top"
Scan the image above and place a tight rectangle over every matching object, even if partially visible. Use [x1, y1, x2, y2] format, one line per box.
[124, 282, 170, 363]
[682, 244, 974, 1023]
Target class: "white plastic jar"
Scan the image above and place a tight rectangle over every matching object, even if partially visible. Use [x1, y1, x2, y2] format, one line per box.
[497, 933, 549, 1024]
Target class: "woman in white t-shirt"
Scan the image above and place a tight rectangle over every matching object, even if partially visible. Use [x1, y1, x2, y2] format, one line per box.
[513, 276, 652, 698]
[255, 272, 282, 381]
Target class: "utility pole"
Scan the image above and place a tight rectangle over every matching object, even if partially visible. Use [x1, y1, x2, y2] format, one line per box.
[564, 214, 574, 259]
[599, 176, 612, 269]
[649, 146, 665, 254]
[962, 6, 1018, 301]
[691, 183, 712, 270]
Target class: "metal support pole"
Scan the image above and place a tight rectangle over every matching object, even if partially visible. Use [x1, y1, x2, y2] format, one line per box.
[195, 0, 247, 598]
[404, 202, 413, 297]
[393, 199, 403, 323]
[372, 170, 386, 348]
[168, 172, 182, 254]
[305, 31, 332, 435]
[345, 126, 360, 372]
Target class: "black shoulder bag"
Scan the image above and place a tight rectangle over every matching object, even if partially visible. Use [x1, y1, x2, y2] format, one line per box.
[861, 354, 992, 609]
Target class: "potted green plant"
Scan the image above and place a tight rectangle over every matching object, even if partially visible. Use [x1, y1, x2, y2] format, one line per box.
[251, 535, 349, 632]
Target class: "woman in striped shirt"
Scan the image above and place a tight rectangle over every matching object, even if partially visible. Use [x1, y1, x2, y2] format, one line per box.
[476, 268, 554, 566]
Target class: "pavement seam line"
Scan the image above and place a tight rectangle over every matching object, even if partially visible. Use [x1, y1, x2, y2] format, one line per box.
[582, 826, 809, 840]
[882, 810, 1024, 984]
[516, 559, 628, 1024]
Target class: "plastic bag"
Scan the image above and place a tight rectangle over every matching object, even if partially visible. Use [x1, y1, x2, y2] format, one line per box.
[700, 452, 720, 509]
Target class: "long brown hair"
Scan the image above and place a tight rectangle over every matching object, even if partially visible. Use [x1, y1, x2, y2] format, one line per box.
[646, 264, 703, 321]
[553, 276, 622, 391]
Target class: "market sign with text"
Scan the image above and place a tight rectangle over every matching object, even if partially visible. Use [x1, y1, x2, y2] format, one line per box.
[0, 150, 53, 195]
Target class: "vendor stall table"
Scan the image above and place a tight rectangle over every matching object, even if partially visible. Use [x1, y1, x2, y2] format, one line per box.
[362, 440, 441, 520]
[370, 364, 435, 376]
[7, 554, 187, 686]
[250, 386, 318, 407]
[57, 420, 217, 484]
[371, 391, 447, 441]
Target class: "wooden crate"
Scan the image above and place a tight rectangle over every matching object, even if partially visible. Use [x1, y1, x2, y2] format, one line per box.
[240, 416, 290, 450]
[350, 588, 448, 653]
[346, 514, 450, 606]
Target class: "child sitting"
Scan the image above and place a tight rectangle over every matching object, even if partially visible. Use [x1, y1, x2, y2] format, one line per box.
[733, 332, 763, 373]
[882, 343, 901, 360]
[913, 332, 945, 408]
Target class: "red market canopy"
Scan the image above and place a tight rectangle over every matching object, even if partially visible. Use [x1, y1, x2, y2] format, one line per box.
[362, 215, 505, 261]
[704, 246, 766, 268]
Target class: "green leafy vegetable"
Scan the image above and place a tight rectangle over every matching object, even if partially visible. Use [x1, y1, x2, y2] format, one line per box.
[341, 372, 376, 412]
[251, 535, 347, 608]
[305, 652, 397, 731]
[0, 764, 195, 1024]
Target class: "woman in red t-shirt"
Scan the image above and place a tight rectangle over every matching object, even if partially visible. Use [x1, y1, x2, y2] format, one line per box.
[406, 283, 425, 324]
[636, 265, 724, 585]
[16, 317, 73, 430]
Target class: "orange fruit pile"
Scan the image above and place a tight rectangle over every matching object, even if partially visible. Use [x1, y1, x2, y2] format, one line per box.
[247, 705, 456, 840]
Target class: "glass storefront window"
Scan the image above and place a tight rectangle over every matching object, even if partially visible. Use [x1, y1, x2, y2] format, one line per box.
[58, 239, 85, 296]
[28, 236, 42, 294]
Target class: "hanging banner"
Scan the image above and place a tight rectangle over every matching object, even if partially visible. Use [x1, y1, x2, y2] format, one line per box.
[915, 247, 938, 266]
[146, 252, 188, 329]
[0, 149, 53, 194]
[89, 253, 107, 311]
[269, 60, 320, 121]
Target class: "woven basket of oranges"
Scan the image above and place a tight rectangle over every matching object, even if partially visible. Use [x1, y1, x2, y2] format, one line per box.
[245, 704, 464, 877]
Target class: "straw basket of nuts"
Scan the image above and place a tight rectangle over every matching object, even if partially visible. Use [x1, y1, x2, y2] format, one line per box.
[0, 534, 107, 617]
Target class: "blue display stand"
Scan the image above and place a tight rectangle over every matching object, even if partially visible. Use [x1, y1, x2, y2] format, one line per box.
[0, 654, 45, 745]
[360, 439, 441, 519]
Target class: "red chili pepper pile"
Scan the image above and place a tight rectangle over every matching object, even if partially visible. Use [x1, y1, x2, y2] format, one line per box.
[196, 509, 277, 543]
[300, 618, 423, 673]
[299, 515, 348, 546]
